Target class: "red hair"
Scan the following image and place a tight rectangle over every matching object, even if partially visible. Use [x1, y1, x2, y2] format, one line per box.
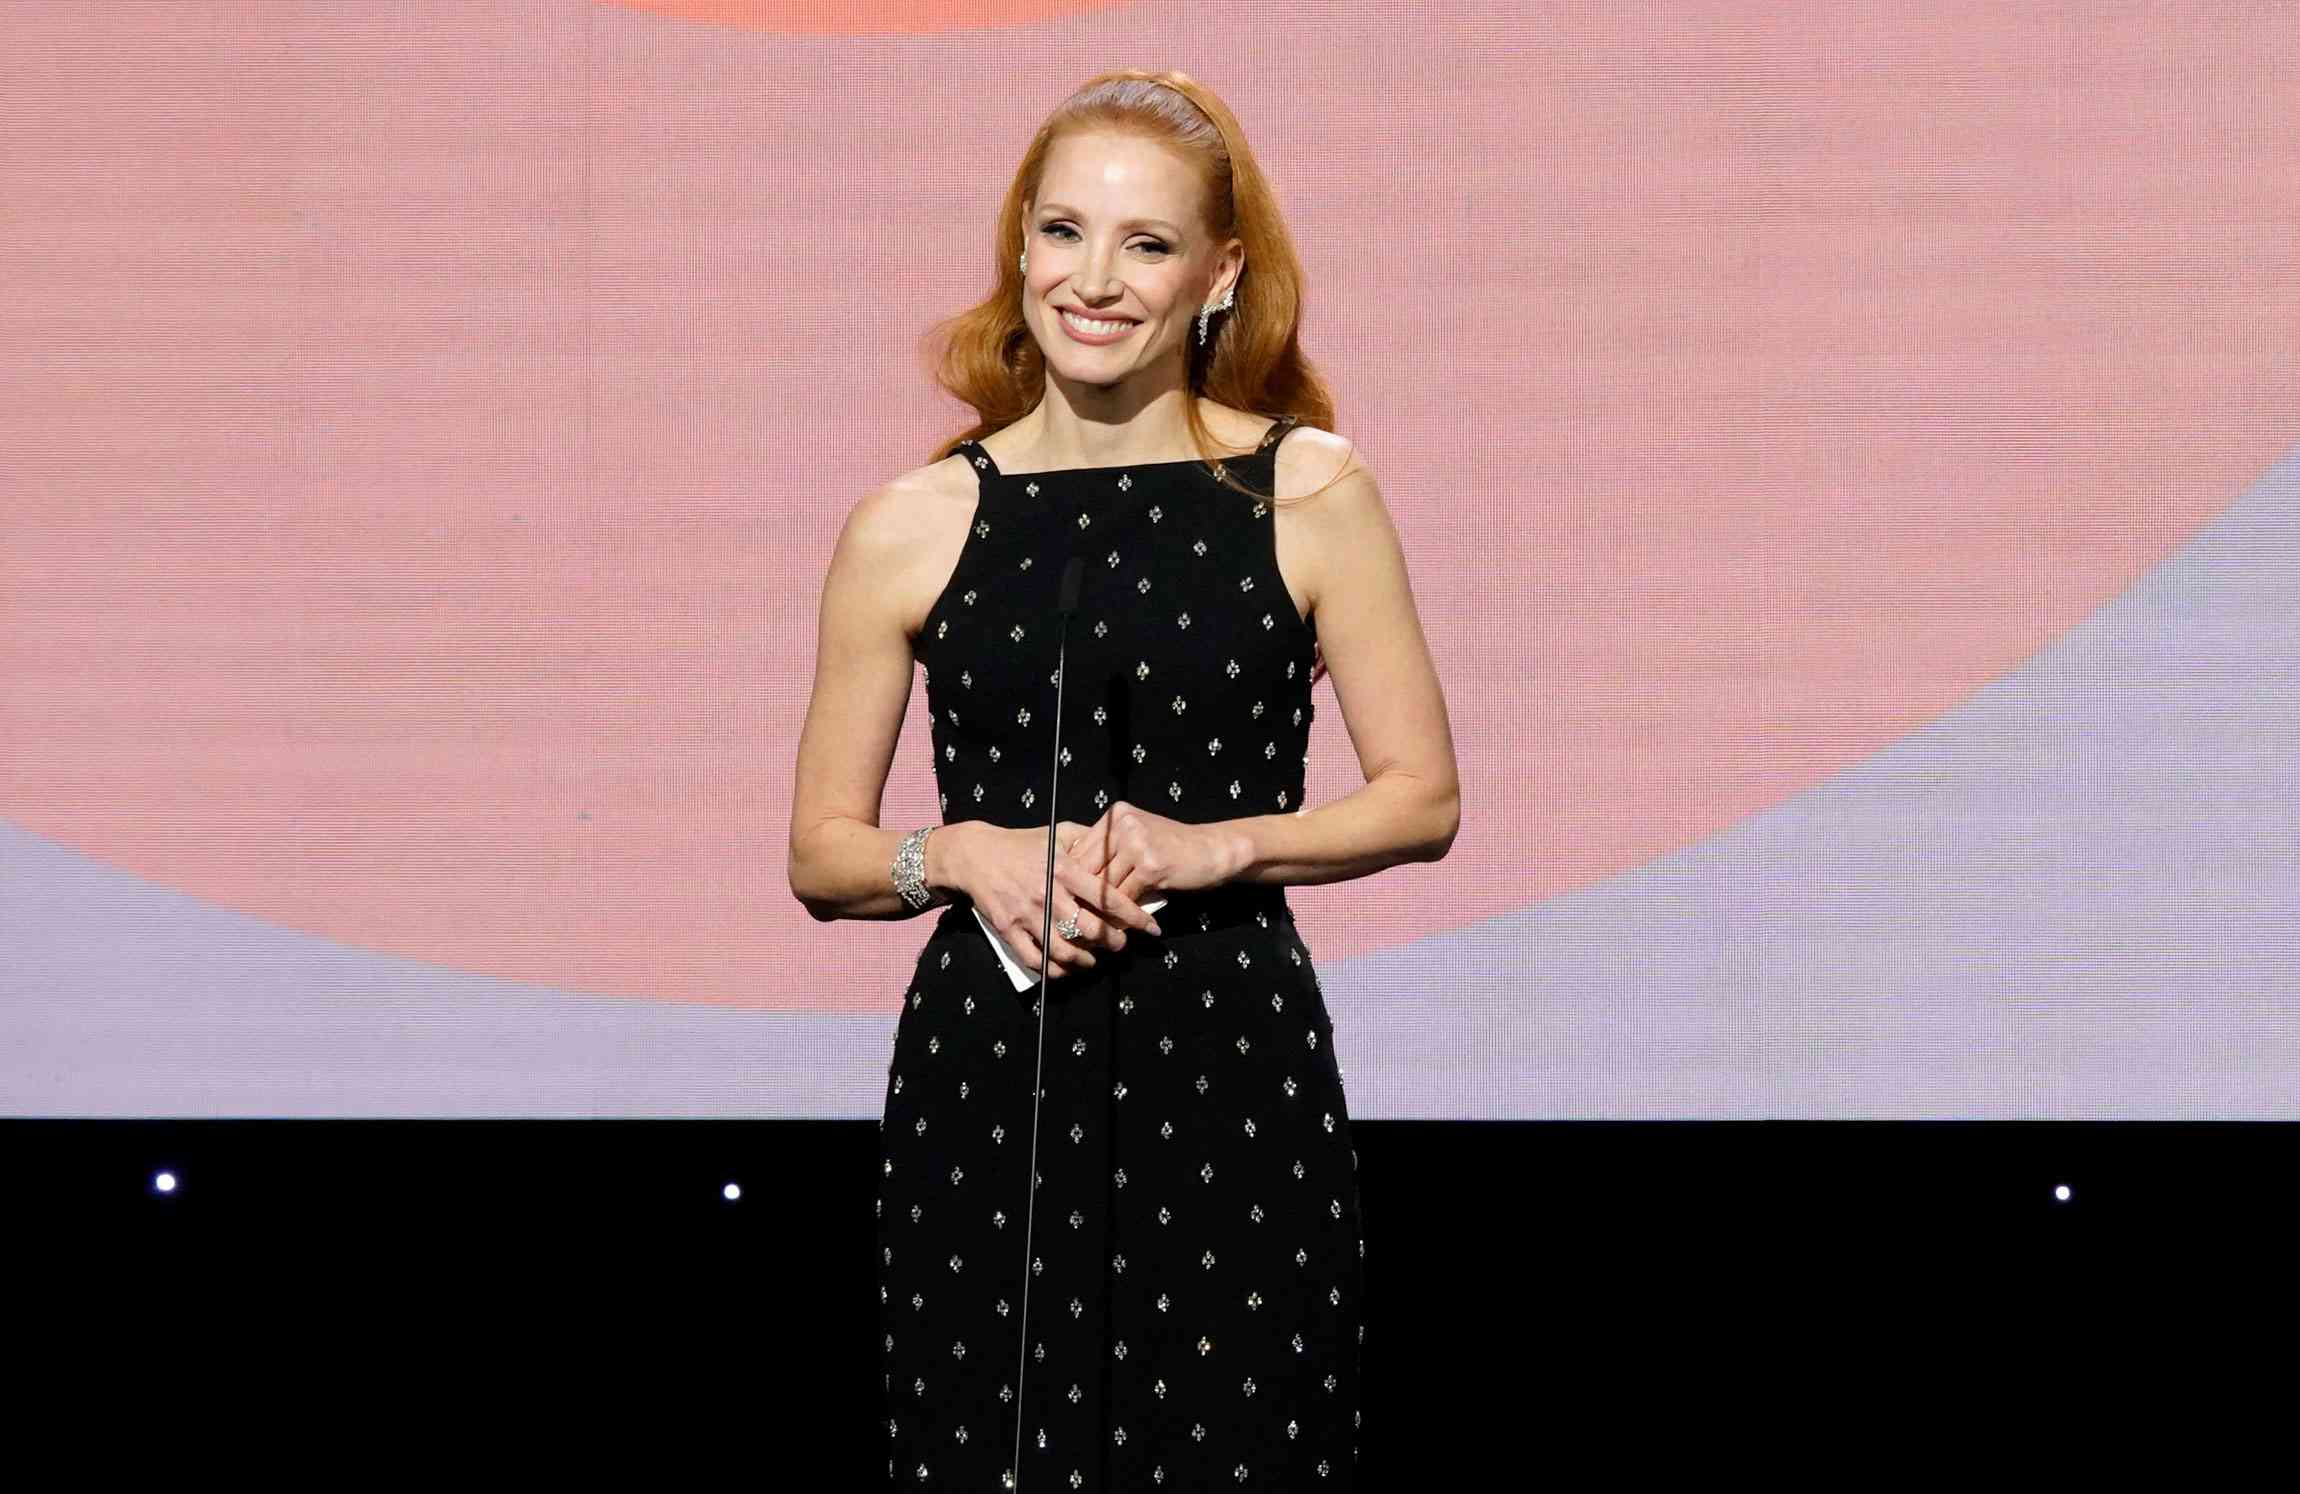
[921, 69, 1347, 509]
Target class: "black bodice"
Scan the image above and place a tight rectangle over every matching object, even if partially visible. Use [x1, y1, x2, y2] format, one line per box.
[916, 416, 1318, 834]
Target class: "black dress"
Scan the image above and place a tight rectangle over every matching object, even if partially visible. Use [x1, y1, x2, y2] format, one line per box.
[878, 414, 1365, 1489]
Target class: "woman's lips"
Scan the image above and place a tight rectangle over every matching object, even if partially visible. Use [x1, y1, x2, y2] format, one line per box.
[1057, 307, 1139, 345]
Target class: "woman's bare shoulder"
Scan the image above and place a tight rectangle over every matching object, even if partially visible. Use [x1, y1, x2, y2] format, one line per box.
[1272, 424, 1364, 491]
[847, 450, 978, 547]
[851, 451, 983, 644]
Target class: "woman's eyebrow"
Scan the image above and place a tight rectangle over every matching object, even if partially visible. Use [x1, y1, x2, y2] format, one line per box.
[1035, 202, 1181, 236]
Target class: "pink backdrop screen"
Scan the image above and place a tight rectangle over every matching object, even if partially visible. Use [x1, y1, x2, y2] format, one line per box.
[4, 1, 2297, 1117]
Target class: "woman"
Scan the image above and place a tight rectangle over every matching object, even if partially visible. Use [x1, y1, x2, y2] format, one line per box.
[788, 69, 1459, 1489]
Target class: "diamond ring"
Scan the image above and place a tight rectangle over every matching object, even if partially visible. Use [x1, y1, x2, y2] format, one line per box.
[1055, 913, 1082, 941]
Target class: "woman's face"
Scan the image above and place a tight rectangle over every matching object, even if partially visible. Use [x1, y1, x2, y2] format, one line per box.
[1023, 131, 1238, 388]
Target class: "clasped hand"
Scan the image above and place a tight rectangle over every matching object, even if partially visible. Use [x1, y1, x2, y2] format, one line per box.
[1038, 801, 1234, 974]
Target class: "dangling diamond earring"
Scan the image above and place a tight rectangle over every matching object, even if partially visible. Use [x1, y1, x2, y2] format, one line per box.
[1197, 282, 1235, 346]
[1018, 249, 1027, 275]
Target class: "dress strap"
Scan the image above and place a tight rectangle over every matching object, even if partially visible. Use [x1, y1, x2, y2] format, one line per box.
[950, 437, 1002, 484]
[1255, 413, 1303, 454]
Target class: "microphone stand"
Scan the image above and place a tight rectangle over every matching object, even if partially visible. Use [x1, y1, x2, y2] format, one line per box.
[1005, 551, 1085, 1492]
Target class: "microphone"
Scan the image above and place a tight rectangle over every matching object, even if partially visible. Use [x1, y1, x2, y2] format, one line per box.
[1006, 550, 1084, 1491]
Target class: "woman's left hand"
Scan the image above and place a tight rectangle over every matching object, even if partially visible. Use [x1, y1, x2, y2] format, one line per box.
[1055, 801, 1237, 915]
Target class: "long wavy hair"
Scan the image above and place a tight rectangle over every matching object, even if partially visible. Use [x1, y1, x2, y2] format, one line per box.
[922, 69, 1347, 509]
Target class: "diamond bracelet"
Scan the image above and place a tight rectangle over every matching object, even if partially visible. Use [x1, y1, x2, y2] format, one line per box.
[892, 825, 944, 911]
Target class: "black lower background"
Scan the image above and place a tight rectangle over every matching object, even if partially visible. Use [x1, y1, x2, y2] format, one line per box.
[9, 1118, 2283, 1478]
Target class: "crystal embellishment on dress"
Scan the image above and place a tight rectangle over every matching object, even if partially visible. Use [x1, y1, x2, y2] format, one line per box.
[885, 421, 1355, 1477]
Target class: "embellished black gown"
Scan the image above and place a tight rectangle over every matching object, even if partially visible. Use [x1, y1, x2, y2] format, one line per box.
[876, 414, 1365, 1488]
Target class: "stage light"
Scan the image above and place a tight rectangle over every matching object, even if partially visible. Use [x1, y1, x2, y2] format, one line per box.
[723, 1181, 742, 1201]
[2053, 1184, 2071, 1202]
[154, 1170, 178, 1194]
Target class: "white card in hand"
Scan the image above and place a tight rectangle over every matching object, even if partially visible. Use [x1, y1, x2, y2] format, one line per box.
[974, 898, 1169, 993]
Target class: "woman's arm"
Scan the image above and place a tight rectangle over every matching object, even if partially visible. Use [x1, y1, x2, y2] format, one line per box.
[1226, 436, 1460, 886]
[787, 478, 966, 921]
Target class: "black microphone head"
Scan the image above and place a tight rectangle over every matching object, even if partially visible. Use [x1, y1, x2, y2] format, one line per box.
[1057, 552, 1085, 615]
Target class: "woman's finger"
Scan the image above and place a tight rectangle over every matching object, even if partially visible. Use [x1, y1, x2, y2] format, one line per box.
[1076, 856, 1157, 935]
[1057, 873, 1131, 951]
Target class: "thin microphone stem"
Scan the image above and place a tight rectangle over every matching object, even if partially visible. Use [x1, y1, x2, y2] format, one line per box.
[1007, 551, 1084, 1492]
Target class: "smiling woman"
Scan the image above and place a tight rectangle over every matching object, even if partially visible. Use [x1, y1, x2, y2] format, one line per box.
[787, 67, 1458, 1492]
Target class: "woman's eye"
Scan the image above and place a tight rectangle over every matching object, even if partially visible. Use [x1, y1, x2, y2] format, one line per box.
[1042, 224, 1170, 255]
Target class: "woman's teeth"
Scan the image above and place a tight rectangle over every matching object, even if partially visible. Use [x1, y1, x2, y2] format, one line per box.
[1061, 309, 1136, 336]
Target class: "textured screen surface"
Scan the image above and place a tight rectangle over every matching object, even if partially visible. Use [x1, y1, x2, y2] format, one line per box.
[5, 1, 2297, 1117]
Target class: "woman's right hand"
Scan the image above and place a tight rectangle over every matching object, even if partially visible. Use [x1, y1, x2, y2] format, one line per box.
[948, 822, 1165, 979]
